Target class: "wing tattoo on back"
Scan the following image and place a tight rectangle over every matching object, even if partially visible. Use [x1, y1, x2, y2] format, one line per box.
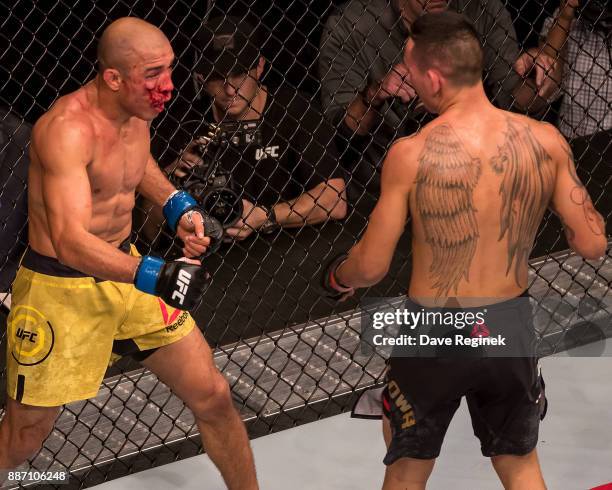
[490, 119, 554, 286]
[415, 124, 481, 297]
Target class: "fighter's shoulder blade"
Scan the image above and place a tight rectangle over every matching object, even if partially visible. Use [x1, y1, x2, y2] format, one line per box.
[504, 111, 558, 142]
[516, 115, 566, 164]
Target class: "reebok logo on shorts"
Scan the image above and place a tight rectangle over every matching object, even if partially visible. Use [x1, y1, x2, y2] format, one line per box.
[158, 299, 189, 333]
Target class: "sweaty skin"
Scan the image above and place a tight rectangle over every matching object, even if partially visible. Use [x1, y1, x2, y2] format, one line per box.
[331, 25, 605, 490]
[407, 113, 559, 301]
[337, 109, 606, 305]
[3, 19, 259, 490]
[29, 17, 207, 282]
[29, 86, 149, 256]
[335, 38, 606, 306]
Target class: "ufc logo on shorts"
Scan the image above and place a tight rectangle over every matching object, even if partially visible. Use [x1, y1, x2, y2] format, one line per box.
[172, 270, 192, 306]
[16, 328, 38, 343]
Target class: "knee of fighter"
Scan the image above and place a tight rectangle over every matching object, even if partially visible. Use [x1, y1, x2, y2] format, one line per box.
[190, 373, 233, 421]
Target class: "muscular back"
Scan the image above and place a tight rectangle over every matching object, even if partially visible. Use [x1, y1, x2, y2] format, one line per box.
[387, 108, 605, 301]
[29, 82, 150, 258]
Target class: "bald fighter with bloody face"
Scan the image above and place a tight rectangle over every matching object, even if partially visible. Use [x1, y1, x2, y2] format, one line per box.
[1, 18, 258, 490]
[97, 18, 173, 114]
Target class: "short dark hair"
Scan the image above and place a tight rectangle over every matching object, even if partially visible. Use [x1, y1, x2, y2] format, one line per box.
[410, 12, 483, 86]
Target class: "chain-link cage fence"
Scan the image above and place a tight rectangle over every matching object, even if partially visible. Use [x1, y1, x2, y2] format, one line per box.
[1, 0, 610, 488]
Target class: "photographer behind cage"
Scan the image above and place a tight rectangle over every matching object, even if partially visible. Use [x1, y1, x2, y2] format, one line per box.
[142, 16, 347, 247]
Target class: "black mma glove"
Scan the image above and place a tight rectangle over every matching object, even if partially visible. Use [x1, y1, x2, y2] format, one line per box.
[134, 256, 210, 310]
[163, 190, 223, 258]
[190, 208, 224, 257]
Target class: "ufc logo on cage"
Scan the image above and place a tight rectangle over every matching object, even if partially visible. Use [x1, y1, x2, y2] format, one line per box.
[172, 269, 192, 305]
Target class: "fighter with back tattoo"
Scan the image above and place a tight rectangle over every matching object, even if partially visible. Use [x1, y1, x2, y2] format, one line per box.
[322, 12, 606, 490]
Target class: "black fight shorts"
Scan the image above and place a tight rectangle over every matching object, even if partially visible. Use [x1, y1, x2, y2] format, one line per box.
[381, 292, 547, 464]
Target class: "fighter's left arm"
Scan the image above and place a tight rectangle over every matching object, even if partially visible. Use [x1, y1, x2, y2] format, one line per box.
[137, 153, 212, 258]
[334, 140, 413, 288]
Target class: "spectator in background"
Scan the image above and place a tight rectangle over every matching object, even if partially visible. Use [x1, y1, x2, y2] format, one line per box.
[140, 16, 347, 247]
[319, 0, 559, 193]
[0, 109, 31, 310]
[539, 0, 611, 138]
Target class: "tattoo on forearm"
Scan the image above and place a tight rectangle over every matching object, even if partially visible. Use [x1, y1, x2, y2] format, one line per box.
[571, 189, 605, 236]
[415, 124, 481, 297]
[558, 134, 605, 236]
[490, 119, 555, 286]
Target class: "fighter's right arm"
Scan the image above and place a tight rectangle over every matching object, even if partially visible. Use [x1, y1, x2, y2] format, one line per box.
[333, 139, 414, 288]
[548, 128, 607, 260]
[35, 117, 141, 282]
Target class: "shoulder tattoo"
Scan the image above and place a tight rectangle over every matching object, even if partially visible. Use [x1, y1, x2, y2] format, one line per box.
[490, 118, 555, 286]
[415, 124, 481, 297]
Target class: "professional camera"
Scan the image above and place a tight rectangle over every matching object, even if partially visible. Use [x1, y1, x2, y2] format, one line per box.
[182, 161, 242, 228]
[209, 120, 262, 147]
[177, 120, 261, 227]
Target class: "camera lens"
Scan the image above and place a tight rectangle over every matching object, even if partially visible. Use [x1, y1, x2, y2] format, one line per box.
[202, 189, 243, 227]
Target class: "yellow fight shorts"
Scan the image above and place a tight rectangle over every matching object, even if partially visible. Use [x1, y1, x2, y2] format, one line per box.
[6, 240, 195, 407]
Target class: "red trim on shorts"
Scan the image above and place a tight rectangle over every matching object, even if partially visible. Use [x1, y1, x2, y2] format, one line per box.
[382, 390, 391, 412]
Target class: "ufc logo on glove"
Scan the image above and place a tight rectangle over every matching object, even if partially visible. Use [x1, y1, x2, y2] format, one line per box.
[172, 269, 192, 305]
